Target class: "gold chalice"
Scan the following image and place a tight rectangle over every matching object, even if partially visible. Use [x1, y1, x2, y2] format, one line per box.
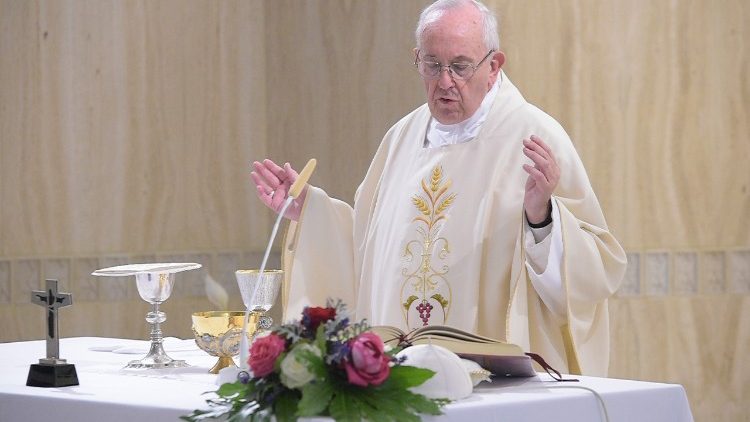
[192, 311, 249, 374]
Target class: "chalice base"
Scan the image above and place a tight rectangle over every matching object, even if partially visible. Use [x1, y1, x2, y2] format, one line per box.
[126, 357, 188, 369]
[125, 341, 189, 369]
[209, 356, 237, 374]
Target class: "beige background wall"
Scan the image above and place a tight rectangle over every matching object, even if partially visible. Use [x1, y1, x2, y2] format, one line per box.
[0, 1, 747, 421]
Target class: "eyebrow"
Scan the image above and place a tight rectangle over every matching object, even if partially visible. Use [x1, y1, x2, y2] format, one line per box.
[422, 54, 475, 63]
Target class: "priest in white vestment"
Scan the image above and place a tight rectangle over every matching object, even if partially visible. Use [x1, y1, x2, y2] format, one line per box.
[251, 0, 626, 377]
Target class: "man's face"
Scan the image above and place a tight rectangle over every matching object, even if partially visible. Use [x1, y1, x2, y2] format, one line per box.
[417, 7, 503, 125]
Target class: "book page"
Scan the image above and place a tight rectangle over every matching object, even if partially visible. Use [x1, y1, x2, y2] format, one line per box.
[410, 336, 524, 356]
[412, 325, 505, 344]
[370, 325, 524, 356]
[369, 326, 406, 346]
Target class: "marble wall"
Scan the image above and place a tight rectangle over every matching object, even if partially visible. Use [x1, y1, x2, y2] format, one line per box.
[0, 1, 747, 421]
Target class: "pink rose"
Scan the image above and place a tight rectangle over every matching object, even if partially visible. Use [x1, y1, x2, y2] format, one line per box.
[248, 333, 286, 378]
[344, 332, 391, 387]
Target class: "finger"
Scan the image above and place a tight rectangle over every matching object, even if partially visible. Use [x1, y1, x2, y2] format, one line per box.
[523, 163, 550, 186]
[523, 165, 536, 190]
[263, 159, 286, 180]
[250, 171, 275, 194]
[530, 135, 557, 164]
[523, 138, 550, 162]
[528, 136, 560, 185]
[282, 162, 299, 180]
[253, 161, 282, 188]
[523, 146, 552, 177]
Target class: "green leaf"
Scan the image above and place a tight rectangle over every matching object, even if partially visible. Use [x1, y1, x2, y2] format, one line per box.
[382, 365, 435, 389]
[181, 400, 241, 421]
[274, 390, 300, 422]
[297, 381, 334, 416]
[399, 391, 444, 415]
[329, 391, 362, 422]
[231, 401, 262, 420]
[360, 392, 420, 422]
[315, 324, 327, 351]
[362, 410, 391, 422]
[180, 409, 215, 421]
[355, 397, 389, 422]
[215, 381, 248, 398]
[361, 388, 444, 420]
[181, 383, 258, 422]
[297, 347, 326, 379]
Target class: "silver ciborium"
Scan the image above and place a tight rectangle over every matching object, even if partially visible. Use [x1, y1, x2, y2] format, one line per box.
[93, 263, 201, 369]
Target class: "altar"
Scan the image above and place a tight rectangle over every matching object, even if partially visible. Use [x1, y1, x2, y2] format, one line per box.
[0, 337, 693, 422]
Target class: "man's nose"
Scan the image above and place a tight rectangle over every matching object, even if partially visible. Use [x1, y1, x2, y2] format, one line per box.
[437, 67, 455, 90]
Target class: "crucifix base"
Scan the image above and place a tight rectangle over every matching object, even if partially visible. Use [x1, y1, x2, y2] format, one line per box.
[26, 362, 79, 388]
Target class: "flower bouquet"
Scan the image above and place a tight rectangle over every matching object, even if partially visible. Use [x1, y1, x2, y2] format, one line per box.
[183, 300, 447, 422]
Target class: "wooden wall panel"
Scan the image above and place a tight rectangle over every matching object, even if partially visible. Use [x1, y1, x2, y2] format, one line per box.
[0, 0, 270, 257]
[264, 0, 428, 202]
[609, 296, 750, 422]
[491, 0, 750, 250]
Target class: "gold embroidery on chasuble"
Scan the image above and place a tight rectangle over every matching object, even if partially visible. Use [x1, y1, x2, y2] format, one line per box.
[400, 165, 456, 329]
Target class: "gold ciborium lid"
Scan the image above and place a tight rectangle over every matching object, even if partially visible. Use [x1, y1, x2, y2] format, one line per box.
[192, 311, 248, 374]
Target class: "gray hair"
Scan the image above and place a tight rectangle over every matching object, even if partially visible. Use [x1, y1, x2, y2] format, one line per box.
[415, 0, 500, 51]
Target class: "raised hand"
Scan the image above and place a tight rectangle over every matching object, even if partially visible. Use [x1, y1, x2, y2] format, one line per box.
[521, 135, 560, 224]
[250, 159, 307, 221]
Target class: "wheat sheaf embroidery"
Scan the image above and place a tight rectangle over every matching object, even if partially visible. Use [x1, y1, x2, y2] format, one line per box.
[401, 165, 456, 328]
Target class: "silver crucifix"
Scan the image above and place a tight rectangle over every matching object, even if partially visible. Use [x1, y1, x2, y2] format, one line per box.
[31, 279, 73, 365]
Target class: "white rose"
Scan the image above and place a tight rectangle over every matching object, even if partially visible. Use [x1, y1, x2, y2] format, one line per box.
[279, 343, 321, 389]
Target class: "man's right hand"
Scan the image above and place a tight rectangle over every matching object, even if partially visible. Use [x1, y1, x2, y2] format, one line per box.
[251, 159, 307, 221]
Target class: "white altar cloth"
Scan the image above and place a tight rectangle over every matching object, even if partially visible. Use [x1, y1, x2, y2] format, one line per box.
[0, 337, 693, 422]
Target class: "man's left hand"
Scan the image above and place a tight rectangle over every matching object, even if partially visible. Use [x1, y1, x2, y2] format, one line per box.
[522, 135, 560, 224]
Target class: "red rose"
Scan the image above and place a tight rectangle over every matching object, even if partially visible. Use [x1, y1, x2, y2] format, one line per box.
[343, 332, 391, 387]
[248, 333, 286, 378]
[302, 306, 337, 332]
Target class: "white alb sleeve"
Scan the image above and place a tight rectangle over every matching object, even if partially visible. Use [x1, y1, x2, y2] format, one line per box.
[524, 199, 566, 320]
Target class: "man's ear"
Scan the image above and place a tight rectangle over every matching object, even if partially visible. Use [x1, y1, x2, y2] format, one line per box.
[488, 50, 506, 86]
[491, 51, 506, 73]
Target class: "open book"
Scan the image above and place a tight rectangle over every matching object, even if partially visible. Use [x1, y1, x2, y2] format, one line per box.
[370, 325, 536, 378]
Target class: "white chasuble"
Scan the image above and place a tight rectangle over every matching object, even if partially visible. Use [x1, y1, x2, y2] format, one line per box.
[282, 73, 627, 376]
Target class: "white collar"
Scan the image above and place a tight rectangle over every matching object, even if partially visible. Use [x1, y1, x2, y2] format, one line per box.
[425, 79, 499, 148]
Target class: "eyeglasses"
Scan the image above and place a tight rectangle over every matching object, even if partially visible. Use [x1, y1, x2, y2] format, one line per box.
[414, 50, 494, 80]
